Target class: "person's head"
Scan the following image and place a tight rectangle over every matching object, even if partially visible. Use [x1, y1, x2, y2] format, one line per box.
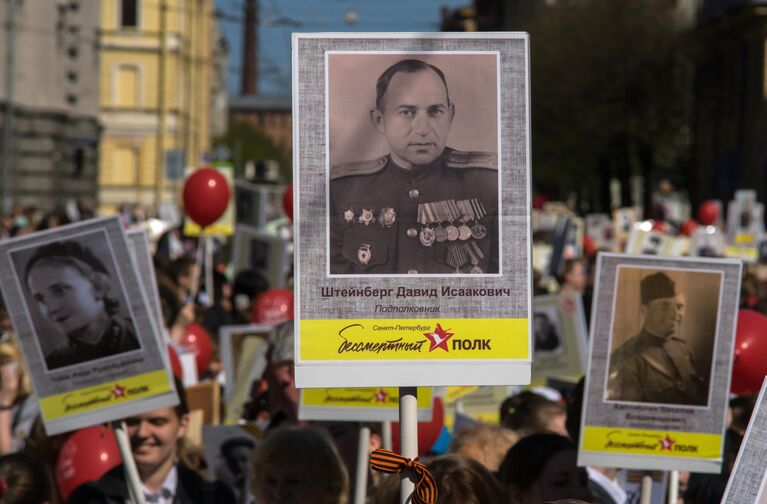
[640, 272, 685, 338]
[426, 454, 505, 504]
[0, 452, 53, 504]
[498, 433, 591, 504]
[250, 426, 349, 504]
[562, 258, 588, 293]
[169, 257, 198, 295]
[24, 241, 117, 338]
[449, 424, 518, 472]
[371, 59, 454, 169]
[500, 391, 568, 437]
[125, 379, 189, 477]
[220, 437, 256, 478]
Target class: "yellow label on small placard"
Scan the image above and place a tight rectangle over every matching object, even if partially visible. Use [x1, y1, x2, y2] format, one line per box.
[735, 233, 755, 245]
[39, 370, 172, 421]
[725, 245, 757, 261]
[299, 318, 528, 361]
[301, 387, 432, 409]
[582, 426, 722, 459]
[444, 386, 480, 404]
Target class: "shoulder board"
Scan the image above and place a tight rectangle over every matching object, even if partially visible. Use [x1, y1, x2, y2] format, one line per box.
[331, 156, 387, 180]
[445, 150, 497, 170]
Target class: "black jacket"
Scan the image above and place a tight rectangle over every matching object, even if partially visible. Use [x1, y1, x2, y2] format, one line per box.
[67, 463, 236, 504]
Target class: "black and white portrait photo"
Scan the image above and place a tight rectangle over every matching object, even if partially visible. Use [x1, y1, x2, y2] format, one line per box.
[605, 267, 722, 407]
[533, 310, 563, 355]
[11, 232, 140, 371]
[203, 425, 260, 504]
[327, 53, 500, 276]
[0, 216, 177, 435]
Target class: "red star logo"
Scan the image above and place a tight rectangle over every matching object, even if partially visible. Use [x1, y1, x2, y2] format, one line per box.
[659, 435, 675, 451]
[424, 324, 454, 352]
[374, 389, 388, 403]
[112, 384, 126, 399]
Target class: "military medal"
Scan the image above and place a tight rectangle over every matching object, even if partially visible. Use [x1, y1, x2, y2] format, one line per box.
[344, 208, 355, 223]
[417, 203, 437, 247]
[359, 209, 375, 226]
[435, 227, 448, 242]
[379, 207, 396, 228]
[465, 241, 485, 273]
[470, 198, 488, 239]
[447, 243, 468, 272]
[455, 199, 474, 240]
[357, 243, 372, 265]
[445, 225, 459, 241]
[458, 225, 472, 240]
[419, 227, 436, 246]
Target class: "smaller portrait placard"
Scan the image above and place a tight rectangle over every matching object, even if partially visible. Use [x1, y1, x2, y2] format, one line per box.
[203, 424, 261, 504]
[586, 213, 616, 251]
[691, 226, 726, 258]
[219, 324, 273, 423]
[531, 292, 588, 383]
[0, 217, 178, 434]
[298, 387, 433, 422]
[231, 225, 289, 290]
[578, 253, 741, 472]
[625, 228, 685, 257]
[722, 378, 767, 503]
[613, 207, 640, 246]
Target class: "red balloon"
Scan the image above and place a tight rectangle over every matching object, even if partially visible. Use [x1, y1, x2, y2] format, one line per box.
[179, 324, 213, 375]
[698, 200, 719, 226]
[391, 397, 445, 456]
[583, 235, 597, 257]
[167, 344, 183, 379]
[731, 309, 767, 395]
[283, 185, 293, 222]
[680, 219, 699, 237]
[183, 168, 231, 228]
[55, 425, 122, 501]
[252, 288, 294, 325]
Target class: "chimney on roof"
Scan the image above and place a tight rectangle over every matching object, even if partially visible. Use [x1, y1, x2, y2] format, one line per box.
[241, 0, 258, 95]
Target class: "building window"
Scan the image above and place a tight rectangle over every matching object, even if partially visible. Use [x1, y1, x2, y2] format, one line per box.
[114, 65, 140, 107]
[108, 145, 138, 185]
[120, 0, 138, 28]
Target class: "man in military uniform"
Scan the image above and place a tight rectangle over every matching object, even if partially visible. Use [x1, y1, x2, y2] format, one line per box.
[606, 272, 708, 406]
[24, 241, 140, 370]
[330, 58, 498, 274]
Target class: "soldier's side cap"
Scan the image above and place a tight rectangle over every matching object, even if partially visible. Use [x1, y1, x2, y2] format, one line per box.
[445, 149, 497, 170]
[641, 272, 677, 304]
[330, 155, 387, 180]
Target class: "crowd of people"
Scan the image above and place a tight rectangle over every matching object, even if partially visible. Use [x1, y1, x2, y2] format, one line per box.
[0, 196, 759, 504]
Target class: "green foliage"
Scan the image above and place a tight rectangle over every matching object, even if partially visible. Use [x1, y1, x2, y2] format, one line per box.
[512, 0, 693, 201]
[214, 121, 292, 181]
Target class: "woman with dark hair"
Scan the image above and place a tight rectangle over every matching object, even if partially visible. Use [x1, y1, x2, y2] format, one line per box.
[0, 452, 53, 504]
[24, 240, 139, 370]
[498, 433, 592, 504]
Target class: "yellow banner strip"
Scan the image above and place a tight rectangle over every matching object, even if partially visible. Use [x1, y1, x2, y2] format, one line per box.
[300, 318, 528, 361]
[40, 370, 173, 421]
[582, 426, 722, 459]
[301, 387, 432, 409]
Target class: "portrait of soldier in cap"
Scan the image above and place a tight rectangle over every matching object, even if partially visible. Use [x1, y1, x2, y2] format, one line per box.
[328, 55, 499, 275]
[606, 270, 709, 406]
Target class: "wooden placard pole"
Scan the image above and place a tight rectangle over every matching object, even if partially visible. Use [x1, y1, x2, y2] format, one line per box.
[112, 421, 146, 504]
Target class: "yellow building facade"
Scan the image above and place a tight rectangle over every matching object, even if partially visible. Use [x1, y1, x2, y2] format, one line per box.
[99, 0, 213, 213]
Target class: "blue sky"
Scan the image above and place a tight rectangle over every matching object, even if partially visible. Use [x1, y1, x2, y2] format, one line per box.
[215, 0, 469, 96]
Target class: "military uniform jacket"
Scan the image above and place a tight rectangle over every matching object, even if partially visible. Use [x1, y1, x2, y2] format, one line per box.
[329, 148, 498, 274]
[46, 317, 140, 370]
[606, 329, 707, 406]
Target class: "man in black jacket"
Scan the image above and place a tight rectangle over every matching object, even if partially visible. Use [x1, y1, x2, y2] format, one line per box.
[68, 382, 235, 504]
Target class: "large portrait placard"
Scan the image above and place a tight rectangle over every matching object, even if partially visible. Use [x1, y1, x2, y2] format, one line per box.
[723, 378, 767, 503]
[578, 253, 741, 473]
[293, 33, 531, 387]
[0, 217, 178, 434]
